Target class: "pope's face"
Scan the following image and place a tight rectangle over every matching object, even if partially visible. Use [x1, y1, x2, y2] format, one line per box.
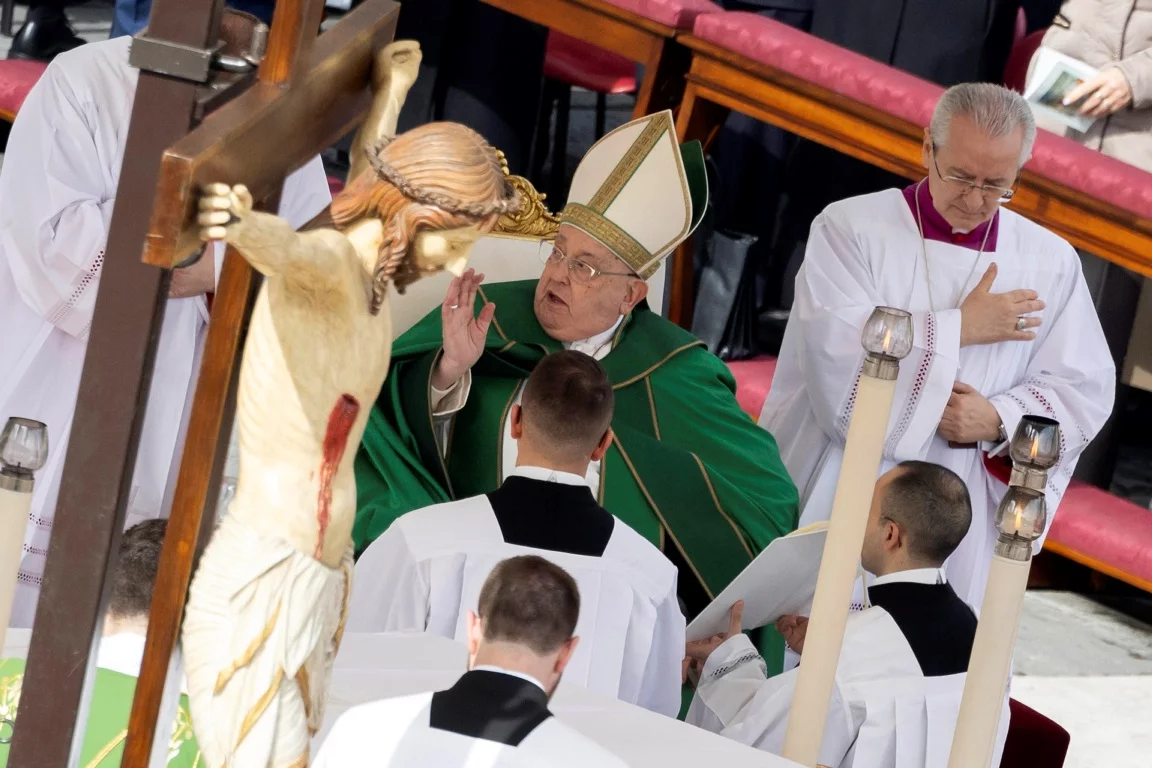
[533, 224, 648, 343]
[411, 223, 486, 279]
[921, 114, 1023, 232]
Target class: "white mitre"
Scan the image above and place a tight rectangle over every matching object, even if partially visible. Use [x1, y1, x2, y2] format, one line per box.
[561, 110, 708, 279]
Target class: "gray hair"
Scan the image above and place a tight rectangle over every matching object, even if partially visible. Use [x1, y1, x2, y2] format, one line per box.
[929, 83, 1036, 166]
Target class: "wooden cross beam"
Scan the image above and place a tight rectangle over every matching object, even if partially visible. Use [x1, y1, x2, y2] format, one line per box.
[146, 0, 401, 268]
[10, 0, 400, 763]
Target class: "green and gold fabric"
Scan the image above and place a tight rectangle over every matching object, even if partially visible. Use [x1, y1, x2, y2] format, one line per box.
[0, 658, 201, 767]
[354, 281, 800, 667]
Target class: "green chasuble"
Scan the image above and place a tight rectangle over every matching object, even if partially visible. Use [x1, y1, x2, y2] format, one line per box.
[355, 280, 799, 614]
[0, 658, 200, 766]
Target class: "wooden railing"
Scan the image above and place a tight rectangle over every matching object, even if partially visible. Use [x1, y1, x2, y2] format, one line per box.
[668, 17, 1152, 325]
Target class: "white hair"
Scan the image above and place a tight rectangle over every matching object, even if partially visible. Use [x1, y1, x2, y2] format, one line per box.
[929, 83, 1036, 166]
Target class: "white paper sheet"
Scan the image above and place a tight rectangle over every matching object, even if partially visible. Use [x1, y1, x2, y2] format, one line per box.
[686, 523, 828, 643]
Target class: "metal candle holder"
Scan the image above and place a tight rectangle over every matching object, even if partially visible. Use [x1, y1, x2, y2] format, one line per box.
[0, 418, 48, 494]
[860, 306, 914, 380]
[992, 415, 1060, 561]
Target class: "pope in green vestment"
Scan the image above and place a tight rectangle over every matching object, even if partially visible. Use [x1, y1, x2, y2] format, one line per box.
[0, 657, 200, 766]
[353, 110, 799, 666]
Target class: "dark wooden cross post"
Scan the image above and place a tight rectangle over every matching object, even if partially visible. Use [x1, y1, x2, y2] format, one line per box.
[9, 0, 401, 762]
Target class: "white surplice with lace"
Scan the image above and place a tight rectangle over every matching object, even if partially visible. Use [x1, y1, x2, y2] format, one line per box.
[759, 189, 1115, 607]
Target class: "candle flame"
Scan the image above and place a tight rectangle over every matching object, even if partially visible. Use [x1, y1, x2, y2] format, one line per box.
[882, 326, 892, 354]
[1029, 439, 1039, 461]
[1014, 501, 1023, 534]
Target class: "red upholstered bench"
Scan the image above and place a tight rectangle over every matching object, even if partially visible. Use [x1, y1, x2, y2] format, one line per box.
[479, 0, 720, 118]
[1046, 479, 1152, 592]
[0, 59, 48, 123]
[664, 11, 1152, 327]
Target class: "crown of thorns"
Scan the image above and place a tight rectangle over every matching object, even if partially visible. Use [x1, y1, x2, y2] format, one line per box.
[366, 138, 520, 217]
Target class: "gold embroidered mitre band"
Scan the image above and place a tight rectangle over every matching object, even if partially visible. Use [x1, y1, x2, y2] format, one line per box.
[560, 110, 708, 279]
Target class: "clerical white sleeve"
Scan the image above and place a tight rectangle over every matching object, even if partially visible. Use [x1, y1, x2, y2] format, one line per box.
[345, 523, 431, 633]
[0, 61, 117, 340]
[689, 635, 859, 767]
[986, 251, 1114, 536]
[770, 211, 962, 473]
[636, 573, 686, 717]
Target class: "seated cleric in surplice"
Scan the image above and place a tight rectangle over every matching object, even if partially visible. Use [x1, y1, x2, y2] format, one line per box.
[315, 555, 628, 768]
[352, 109, 800, 654]
[684, 461, 1010, 768]
[348, 350, 685, 716]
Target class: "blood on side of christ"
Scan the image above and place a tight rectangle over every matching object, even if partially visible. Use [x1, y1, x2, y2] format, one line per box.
[315, 393, 361, 559]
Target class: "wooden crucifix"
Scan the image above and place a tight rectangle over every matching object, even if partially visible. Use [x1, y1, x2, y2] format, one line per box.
[8, 0, 402, 764]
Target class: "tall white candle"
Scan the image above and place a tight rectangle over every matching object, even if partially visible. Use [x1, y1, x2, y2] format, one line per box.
[947, 554, 1030, 768]
[781, 307, 912, 767]
[0, 487, 31, 651]
[947, 417, 1059, 768]
[0, 417, 46, 651]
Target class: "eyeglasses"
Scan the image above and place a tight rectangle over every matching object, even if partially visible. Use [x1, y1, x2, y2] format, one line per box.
[931, 144, 1018, 203]
[539, 244, 636, 285]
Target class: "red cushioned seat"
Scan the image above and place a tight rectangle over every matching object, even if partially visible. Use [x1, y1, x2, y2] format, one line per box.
[603, 0, 721, 29]
[1047, 480, 1152, 591]
[545, 32, 637, 95]
[692, 12, 1152, 221]
[0, 59, 48, 122]
[327, 175, 345, 197]
[1000, 698, 1070, 768]
[1003, 29, 1046, 94]
[726, 356, 777, 418]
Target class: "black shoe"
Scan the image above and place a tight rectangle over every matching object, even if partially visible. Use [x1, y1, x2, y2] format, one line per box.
[8, 7, 86, 62]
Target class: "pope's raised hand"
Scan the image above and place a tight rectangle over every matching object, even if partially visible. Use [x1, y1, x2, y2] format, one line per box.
[198, 183, 253, 243]
[432, 269, 495, 390]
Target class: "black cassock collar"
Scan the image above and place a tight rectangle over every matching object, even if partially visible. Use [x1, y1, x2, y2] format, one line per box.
[430, 670, 552, 746]
[866, 581, 978, 677]
[486, 475, 615, 557]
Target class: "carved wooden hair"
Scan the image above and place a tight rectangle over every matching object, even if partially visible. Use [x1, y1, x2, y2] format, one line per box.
[330, 121, 520, 313]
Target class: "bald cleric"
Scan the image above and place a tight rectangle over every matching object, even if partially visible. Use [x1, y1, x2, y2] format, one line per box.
[353, 111, 799, 665]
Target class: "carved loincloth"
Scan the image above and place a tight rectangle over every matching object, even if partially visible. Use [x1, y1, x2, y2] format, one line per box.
[183, 514, 353, 768]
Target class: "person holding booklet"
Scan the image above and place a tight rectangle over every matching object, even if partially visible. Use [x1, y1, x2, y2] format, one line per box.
[1034, 1, 1152, 170]
[684, 462, 1010, 768]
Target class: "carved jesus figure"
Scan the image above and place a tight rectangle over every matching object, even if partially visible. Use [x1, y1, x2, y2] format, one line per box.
[180, 41, 519, 767]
